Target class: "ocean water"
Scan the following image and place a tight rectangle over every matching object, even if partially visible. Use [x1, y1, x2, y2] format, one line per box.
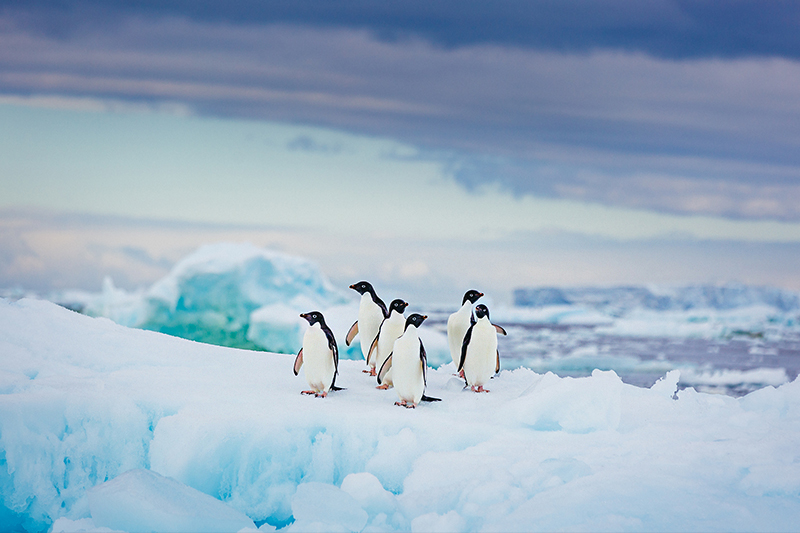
[423, 313, 800, 397]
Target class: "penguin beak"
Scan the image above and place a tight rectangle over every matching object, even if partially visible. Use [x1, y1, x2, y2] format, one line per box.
[349, 284, 355, 289]
[300, 313, 309, 319]
[479, 292, 484, 297]
[422, 315, 428, 320]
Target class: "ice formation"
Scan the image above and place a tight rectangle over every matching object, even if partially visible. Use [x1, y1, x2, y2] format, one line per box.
[2, 298, 800, 532]
[62, 243, 352, 355]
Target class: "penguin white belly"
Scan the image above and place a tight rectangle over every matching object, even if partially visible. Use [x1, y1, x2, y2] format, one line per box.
[463, 321, 497, 388]
[447, 304, 471, 367]
[392, 331, 425, 405]
[375, 316, 404, 385]
[302, 324, 335, 393]
[358, 294, 384, 361]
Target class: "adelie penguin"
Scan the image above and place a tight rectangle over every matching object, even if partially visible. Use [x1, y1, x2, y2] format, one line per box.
[293, 311, 343, 398]
[459, 304, 507, 393]
[369, 298, 408, 389]
[378, 313, 441, 408]
[346, 281, 388, 376]
[447, 289, 484, 376]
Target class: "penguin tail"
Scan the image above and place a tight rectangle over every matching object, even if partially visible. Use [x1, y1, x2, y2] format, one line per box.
[421, 394, 441, 402]
[330, 385, 346, 392]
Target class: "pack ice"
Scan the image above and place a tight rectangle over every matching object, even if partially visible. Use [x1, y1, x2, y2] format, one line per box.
[1, 296, 800, 532]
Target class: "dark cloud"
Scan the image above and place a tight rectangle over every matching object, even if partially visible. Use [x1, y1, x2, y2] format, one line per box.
[1, 2, 799, 220]
[5, 0, 800, 59]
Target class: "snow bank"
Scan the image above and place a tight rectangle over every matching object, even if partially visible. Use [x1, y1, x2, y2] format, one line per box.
[2, 298, 800, 532]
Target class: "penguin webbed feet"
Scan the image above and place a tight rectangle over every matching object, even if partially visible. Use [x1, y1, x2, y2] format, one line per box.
[301, 390, 328, 398]
[376, 383, 391, 390]
[394, 400, 416, 409]
[363, 368, 377, 376]
[470, 385, 490, 393]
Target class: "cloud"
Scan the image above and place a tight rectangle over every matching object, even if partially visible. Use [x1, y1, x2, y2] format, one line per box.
[7, 1, 800, 59]
[1, 4, 799, 221]
[4, 209, 800, 301]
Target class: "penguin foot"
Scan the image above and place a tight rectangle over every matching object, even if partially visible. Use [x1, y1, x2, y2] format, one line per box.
[471, 385, 490, 393]
[394, 400, 407, 407]
[314, 391, 328, 398]
[376, 383, 391, 390]
[301, 390, 316, 395]
[363, 368, 377, 376]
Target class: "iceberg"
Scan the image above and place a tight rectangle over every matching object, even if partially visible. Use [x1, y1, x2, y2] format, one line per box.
[68, 243, 351, 354]
[2, 297, 800, 532]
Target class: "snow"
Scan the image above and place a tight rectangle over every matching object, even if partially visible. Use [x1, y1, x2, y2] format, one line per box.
[87, 469, 256, 533]
[2, 297, 800, 532]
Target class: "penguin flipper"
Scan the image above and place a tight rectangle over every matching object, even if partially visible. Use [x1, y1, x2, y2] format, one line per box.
[377, 353, 393, 385]
[458, 325, 474, 372]
[367, 334, 380, 367]
[494, 324, 508, 336]
[421, 394, 442, 402]
[496, 349, 501, 374]
[345, 321, 359, 346]
[293, 348, 304, 376]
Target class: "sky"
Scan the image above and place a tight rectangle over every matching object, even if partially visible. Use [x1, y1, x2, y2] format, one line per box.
[2, 1, 800, 304]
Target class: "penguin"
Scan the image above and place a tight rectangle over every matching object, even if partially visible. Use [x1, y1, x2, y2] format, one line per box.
[370, 298, 408, 389]
[458, 304, 507, 393]
[346, 281, 388, 376]
[378, 313, 441, 408]
[293, 311, 343, 397]
[447, 289, 484, 374]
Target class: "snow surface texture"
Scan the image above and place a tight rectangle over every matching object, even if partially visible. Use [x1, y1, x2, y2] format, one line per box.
[2, 298, 800, 532]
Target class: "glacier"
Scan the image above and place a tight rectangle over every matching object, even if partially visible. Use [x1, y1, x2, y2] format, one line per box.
[2, 297, 800, 532]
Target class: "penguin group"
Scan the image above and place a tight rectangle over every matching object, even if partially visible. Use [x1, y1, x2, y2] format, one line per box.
[293, 281, 507, 407]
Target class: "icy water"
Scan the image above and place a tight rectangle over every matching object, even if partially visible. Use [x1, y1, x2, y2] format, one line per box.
[424, 316, 800, 397]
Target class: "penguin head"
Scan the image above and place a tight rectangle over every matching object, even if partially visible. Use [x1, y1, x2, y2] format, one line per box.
[300, 311, 326, 326]
[474, 304, 490, 320]
[462, 289, 484, 305]
[349, 281, 374, 295]
[389, 299, 409, 314]
[405, 313, 427, 331]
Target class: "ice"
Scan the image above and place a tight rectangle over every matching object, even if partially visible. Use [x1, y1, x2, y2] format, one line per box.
[88, 469, 256, 533]
[56, 243, 350, 354]
[514, 284, 800, 313]
[49, 243, 452, 364]
[2, 297, 800, 532]
[511, 370, 622, 432]
[289, 482, 368, 532]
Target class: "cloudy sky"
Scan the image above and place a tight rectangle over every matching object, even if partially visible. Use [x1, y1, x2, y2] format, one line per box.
[2, 1, 800, 303]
